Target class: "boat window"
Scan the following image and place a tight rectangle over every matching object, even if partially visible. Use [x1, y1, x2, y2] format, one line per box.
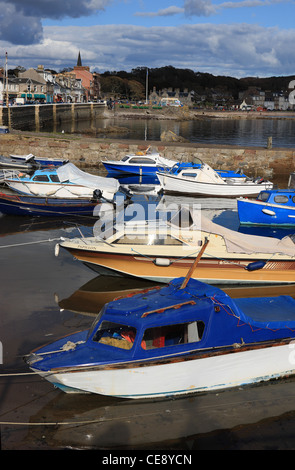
[128, 157, 155, 164]
[182, 172, 197, 178]
[32, 175, 50, 182]
[293, 197, 295, 203]
[257, 192, 269, 202]
[92, 321, 137, 350]
[141, 321, 205, 350]
[122, 156, 129, 161]
[49, 174, 60, 182]
[115, 234, 182, 245]
[274, 195, 289, 204]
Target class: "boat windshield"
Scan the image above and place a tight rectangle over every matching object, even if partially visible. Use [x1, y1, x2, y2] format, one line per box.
[257, 191, 270, 202]
[128, 157, 155, 164]
[114, 234, 182, 245]
[92, 321, 137, 350]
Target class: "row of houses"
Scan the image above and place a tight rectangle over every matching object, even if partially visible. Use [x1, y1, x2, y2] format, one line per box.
[148, 85, 294, 110]
[0, 54, 101, 105]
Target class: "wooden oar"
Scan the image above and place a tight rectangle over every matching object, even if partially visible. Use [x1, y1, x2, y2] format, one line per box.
[180, 237, 209, 289]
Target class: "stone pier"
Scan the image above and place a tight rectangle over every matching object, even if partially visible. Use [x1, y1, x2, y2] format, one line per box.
[0, 131, 294, 183]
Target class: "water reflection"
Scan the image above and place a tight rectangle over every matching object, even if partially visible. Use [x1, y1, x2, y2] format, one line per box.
[43, 115, 295, 148]
[22, 377, 295, 449]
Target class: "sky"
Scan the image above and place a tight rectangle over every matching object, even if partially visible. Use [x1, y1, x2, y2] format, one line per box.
[0, 0, 295, 78]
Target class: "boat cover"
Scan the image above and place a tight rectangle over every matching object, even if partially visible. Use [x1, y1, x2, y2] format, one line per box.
[56, 163, 120, 194]
[170, 208, 295, 256]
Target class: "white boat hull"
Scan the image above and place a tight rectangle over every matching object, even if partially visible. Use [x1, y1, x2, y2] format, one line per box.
[6, 181, 99, 199]
[157, 173, 273, 197]
[34, 341, 295, 398]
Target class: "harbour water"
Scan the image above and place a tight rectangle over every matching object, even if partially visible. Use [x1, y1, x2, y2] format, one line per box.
[45, 114, 295, 148]
[1, 187, 295, 451]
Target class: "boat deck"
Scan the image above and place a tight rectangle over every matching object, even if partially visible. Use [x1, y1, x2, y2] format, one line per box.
[235, 295, 295, 324]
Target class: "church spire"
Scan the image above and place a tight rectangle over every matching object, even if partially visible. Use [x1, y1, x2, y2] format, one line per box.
[77, 51, 82, 67]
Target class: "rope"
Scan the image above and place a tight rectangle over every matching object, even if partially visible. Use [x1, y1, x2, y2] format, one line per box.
[0, 237, 65, 249]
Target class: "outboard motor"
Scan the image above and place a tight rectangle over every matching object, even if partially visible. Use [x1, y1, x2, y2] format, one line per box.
[92, 189, 102, 201]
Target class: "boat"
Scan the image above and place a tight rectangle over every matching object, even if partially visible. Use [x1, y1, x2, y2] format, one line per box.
[238, 189, 295, 226]
[157, 162, 273, 197]
[10, 153, 68, 168]
[0, 154, 41, 171]
[168, 161, 248, 182]
[102, 148, 176, 175]
[0, 191, 101, 217]
[55, 208, 295, 285]
[2, 162, 120, 201]
[25, 275, 295, 398]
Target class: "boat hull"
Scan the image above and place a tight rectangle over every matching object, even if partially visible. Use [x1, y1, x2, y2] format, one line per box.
[238, 198, 295, 226]
[62, 247, 295, 284]
[32, 340, 295, 398]
[0, 193, 99, 217]
[103, 162, 169, 175]
[157, 173, 273, 197]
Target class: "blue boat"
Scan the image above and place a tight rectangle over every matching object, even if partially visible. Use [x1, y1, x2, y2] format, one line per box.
[0, 191, 101, 217]
[102, 152, 176, 175]
[238, 189, 295, 226]
[26, 276, 295, 399]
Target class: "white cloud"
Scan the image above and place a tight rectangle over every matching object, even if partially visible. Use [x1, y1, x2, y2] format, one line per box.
[2, 22, 295, 77]
[134, 6, 184, 17]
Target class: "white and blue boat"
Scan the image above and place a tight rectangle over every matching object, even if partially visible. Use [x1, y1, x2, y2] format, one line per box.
[238, 189, 295, 226]
[168, 161, 248, 182]
[102, 151, 176, 175]
[10, 153, 68, 168]
[3, 162, 120, 201]
[26, 276, 295, 399]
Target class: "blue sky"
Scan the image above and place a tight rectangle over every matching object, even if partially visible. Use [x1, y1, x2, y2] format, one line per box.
[1, 0, 295, 77]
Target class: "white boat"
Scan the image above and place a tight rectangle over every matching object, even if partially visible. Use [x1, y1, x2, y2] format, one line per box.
[3, 162, 120, 201]
[157, 162, 273, 197]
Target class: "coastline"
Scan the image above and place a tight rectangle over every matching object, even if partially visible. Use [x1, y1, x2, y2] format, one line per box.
[108, 106, 295, 121]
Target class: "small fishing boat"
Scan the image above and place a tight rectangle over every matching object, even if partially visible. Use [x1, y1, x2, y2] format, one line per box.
[238, 189, 295, 226]
[25, 275, 295, 399]
[56, 208, 295, 285]
[157, 162, 273, 197]
[102, 148, 176, 175]
[10, 153, 68, 168]
[0, 191, 101, 217]
[0, 154, 41, 171]
[3, 162, 120, 201]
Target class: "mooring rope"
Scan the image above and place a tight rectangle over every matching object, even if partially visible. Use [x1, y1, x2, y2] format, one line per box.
[0, 236, 65, 249]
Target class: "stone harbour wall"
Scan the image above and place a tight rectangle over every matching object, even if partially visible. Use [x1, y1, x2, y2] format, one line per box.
[0, 131, 294, 183]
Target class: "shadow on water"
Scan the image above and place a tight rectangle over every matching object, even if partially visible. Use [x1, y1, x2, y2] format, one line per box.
[1, 191, 295, 450]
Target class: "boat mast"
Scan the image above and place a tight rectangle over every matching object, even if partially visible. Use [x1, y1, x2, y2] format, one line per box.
[181, 237, 209, 289]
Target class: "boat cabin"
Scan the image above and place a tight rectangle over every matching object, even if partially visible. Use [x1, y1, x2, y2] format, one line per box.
[257, 189, 295, 207]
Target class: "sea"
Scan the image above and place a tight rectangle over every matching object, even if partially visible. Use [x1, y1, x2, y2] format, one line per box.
[1, 116, 295, 452]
